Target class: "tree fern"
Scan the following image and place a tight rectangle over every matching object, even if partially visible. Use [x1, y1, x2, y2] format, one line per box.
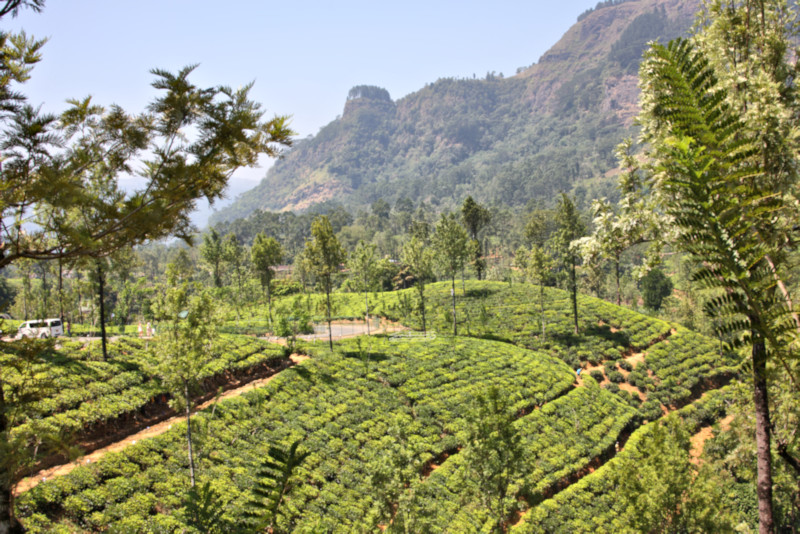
[245, 439, 309, 533]
[639, 35, 798, 533]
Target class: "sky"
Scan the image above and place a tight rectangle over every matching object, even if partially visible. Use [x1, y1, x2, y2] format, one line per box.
[5, 0, 602, 224]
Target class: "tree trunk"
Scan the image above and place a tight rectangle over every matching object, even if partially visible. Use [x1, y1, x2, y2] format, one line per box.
[615, 256, 621, 307]
[58, 257, 64, 322]
[40, 263, 48, 317]
[418, 285, 426, 334]
[540, 284, 546, 341]
[266, 281, 272, 330]
[570, 260, 579, 335]
[364, 274, 370, 336]
[751, 337, 774, 534]
[97, 262, 108, 361]
[451, 276, 457, 336]
[184, 380, 196, 488]
[326, 280, 333, 351]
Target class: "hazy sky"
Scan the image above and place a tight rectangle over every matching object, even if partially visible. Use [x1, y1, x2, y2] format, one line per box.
[5, 1, 602, 221]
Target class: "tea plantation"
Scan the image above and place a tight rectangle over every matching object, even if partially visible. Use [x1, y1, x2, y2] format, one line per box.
[13, 282, 740, 532]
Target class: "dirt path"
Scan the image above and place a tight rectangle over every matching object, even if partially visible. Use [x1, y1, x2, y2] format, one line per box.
[14, 354, 310, 496]
[15, 324, 407, 495]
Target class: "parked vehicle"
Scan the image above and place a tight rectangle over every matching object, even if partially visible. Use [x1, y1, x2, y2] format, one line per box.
[17, 318, 64, 339]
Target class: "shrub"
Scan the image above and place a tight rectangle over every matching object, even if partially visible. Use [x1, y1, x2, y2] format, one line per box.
[590, 370, 605, 382]
[272, 280, 303, 297]
[640, 400, 663, 421]
[607, 370, 625, 383]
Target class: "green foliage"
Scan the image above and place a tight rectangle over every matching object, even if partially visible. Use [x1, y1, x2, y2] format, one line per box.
[640, 268, 672, 310]
[401, 236, 434, 332]
[1, 64, 293, 271]
[304, 216, 346, 349]
[200, 229, 224, 289]
[246, 439, 309, 533]
[516, 390, 735, 533]
[18, 336, 579, 532]
[553, 194, 585, 334]
[305, 216, 346, 286]
[640, 24, 800, 528]
[461, 387, 524, 532]
[3, 335, 285, 460]
[11, 277, 741, 532]
[183, 482, 226, 534]
[0, 277, 16, 311]
[432, 212, 470, 280]
[640, 37, 796, 352]
[250, 234, 282, 296]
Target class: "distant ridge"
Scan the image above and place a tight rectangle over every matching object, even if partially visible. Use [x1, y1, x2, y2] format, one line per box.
[211, 0, 699, 224]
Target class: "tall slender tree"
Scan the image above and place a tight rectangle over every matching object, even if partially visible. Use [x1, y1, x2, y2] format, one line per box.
[461, 196, 491, 280]
[552, 194, 585, 335]
[222, 233, 248, 320]
[639, 29, 799, 532]
[348, 240, 378, 336]
[251, 233, 282, 328]
[200, 228, 225, 288]
[526, 245, 554, 341]
[304, 216, 346, 350]
[401, 236, 434, 334]
[151, 284, 218, 488]
[432, 213, 469, 336]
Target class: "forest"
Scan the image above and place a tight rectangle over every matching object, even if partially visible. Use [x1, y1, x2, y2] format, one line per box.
[1, 0, 800, 533]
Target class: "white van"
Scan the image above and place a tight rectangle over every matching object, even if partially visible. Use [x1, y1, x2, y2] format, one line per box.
[17, 318, 64, 339]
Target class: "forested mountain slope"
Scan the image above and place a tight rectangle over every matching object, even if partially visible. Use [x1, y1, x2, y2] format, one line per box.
[212, 0, 699, 223]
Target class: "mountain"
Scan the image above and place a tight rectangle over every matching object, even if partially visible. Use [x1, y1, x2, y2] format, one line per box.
[211, 0, 699, 224]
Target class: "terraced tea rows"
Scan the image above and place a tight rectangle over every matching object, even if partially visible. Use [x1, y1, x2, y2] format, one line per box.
[3, 335, 287, 463]
[399, 382, 638, 531]
[512, 387, 733, 534]
[17, 336, 581, 532]
[13, 282, 739, 532]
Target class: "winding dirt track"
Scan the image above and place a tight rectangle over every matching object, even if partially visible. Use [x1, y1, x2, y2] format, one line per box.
[14, 354, 310, 496]
[14, 319, 409, 496]
[15, 319, 408, 496]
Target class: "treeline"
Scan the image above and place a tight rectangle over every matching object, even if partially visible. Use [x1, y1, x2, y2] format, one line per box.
[577, 0, 638, 22]
[2, 186, 695, 343]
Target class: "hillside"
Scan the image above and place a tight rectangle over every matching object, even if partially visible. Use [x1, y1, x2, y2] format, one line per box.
[15, 281, 741, 531]
[211, 0, 699, 223]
